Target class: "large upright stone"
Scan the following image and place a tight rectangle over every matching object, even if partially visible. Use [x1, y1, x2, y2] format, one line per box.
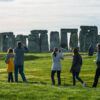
[70, 29, 78, 49]
[40, 30, 49, 52]
[0, 32, 15, 52]
[61, 29, 78, 50]
[50, 31, 60, 51]
[7, 32, 15, 50]
[61, 29, 68, 49]
[28, 30, 40, 53]
[79, 26, 98, 51]
[16, 35, 27, 46]
[0, 33, 8, 52]
[97, 35, 100, 43]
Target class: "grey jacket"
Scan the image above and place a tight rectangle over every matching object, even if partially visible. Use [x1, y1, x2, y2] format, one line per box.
[14, 47, 28, 65]
[52, 52, 64, 71]
[70, 53, 82, 73]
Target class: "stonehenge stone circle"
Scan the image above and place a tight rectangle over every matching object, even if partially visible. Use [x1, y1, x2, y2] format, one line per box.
[0, 26, 99, 52]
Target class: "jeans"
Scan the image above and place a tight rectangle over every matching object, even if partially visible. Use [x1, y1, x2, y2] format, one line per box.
[51, 70, 61, 85]
[72, 72, 83, 86]
[92, 68, 100, 87]
[8, 72, 13, 82]
[14, 65, 27, 82]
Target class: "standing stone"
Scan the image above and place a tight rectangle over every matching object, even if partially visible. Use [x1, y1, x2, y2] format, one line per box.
[88, 44, 94, 56]
[97, 35, 100, 43]
[61, 29, 68, 49]
[79, 26, 98, 52]
[40, 30, 49, 52]
[0, 32, 15, 52]
[70, 29, 78, 49]
[0, 33, 8, 52]
[7, 32, 15, 50]
[28, 30, 40, 53]
[16, 35, 27, 46]
[50, 31, 60, 51]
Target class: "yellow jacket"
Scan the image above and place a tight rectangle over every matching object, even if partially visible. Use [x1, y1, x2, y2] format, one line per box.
[5, 53, 14, 72]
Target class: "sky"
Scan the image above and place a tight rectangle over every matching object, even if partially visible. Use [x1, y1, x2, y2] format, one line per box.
[0, 0, 100, 35]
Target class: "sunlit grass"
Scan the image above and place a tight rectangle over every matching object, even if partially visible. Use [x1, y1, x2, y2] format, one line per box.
[0, 52, 100, 100]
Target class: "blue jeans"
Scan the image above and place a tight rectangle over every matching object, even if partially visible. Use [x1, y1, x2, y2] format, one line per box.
[51, 70, 61, 85]
[8, 72, 13, 82]
[72, 72, 83, 86]
[14, 65, 27, 82]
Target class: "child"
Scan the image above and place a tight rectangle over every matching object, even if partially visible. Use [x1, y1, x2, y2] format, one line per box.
[5, 48, 14, 82]
[92, 43, 100, 87]
[70, 48, 85, 87]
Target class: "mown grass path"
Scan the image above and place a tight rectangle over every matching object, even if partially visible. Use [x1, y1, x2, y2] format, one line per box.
[0, 52, 100, 100]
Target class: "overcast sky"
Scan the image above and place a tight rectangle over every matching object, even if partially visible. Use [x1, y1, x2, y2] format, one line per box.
[0, 0, 100, 35]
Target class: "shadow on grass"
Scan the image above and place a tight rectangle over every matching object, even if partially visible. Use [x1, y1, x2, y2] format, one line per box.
[24, 55, 40, 61]
[18, 81, 47, 85]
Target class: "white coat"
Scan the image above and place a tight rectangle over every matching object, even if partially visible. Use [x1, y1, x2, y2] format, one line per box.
[51, 52, 64, 71]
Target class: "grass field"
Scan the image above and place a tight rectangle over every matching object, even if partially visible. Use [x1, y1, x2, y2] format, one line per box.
[0, 52, 100, 100]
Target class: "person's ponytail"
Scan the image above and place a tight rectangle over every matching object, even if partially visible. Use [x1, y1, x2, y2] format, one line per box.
[53, 47, 58, 57]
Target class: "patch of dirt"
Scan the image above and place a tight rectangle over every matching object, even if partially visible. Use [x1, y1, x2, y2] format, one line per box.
[64, 54, 88, 59]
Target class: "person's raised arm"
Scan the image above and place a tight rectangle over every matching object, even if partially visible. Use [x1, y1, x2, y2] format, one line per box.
[22, 44, 29, 53]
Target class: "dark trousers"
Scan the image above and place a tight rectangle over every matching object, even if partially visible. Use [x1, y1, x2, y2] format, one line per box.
[14, 65, 27, 82]
[51, 70, 61, 85]
[72, 72, 83, 86]
[8, 72, 13, 82]
[92, 68, 100, 87]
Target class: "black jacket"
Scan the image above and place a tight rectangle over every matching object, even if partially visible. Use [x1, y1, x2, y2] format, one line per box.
[70, 53, 82, 73]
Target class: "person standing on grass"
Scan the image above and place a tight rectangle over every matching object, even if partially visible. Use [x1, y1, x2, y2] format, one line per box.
[51, 47, 64, 86]
[5, 48, 14, 82]
[14, 41, 28, 83]
[92, 43, 100, 88]
[70, 48, 85, 87]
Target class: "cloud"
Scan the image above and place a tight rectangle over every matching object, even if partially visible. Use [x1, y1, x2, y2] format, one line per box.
[0, 0, 13, 1]
[0, 0, 100, 34]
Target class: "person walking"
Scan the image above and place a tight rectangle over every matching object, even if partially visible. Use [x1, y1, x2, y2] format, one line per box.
[70, 48, 85, 87]
[51, 47, 64, 86]
[92, 43, 100, 88]
[5, 48, 14, 82]
[14, 41, 28, 83]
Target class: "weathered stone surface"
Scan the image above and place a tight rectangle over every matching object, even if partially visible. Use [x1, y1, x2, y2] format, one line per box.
[61, 29, 78, 50]
[28, 30, 48, 53]
[88, 44, 94, 56]
[61, 29, 68, 49]
[70, 29, 78, 49]
[28, 31, 40, 53]
[16, 35, 27, 46]
[79, 26, 98, 51]
[97, 35, 100, 43]
[0, 32, 15, 52]
[50, 31, 60, 51]
[40, 31, 49, 52]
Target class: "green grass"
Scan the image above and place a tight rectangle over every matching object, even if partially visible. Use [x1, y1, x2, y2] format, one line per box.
[0, 52, 100, 100]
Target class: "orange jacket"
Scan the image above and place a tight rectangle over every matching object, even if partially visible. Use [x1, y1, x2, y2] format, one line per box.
[5, 53, 14, 72]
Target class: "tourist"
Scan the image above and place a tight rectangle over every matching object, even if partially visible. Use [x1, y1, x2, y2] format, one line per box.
[5, 48, 14, 82]
[92, 43, 100, 88]
[51, 47, 64, 86]
[70, 48, 85, 87]
[88, 44, 94, 56]
[14, 41, 28, 83]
